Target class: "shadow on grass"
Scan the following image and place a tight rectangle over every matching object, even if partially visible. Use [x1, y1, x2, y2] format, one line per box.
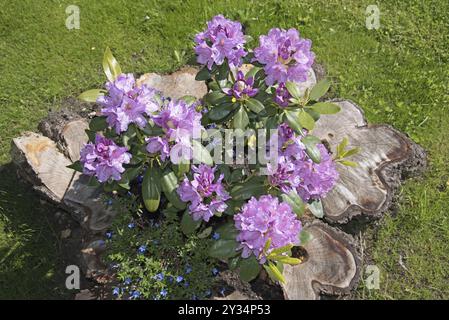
[0, 163, 72, 299]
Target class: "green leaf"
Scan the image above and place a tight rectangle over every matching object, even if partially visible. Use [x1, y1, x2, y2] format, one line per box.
[245, 98, 265, 114]
[198, 226, 213, 239]
[142, 166, 161, 213]
[233, 106, 249, 129]
[299, 230, 313, 245]
[208, 239, 239, 259]
[301, 135, 321, 145]
[339, 160, 358, 167]
[216, 63, 229, 81]
[229, 256, 240, 270]
[102, 47, 122, 82]
[67, 160, 82, 172]
[336, 137, 348, 158]
[179, 95, 198, 104]
[245, 66, 261, 79]
[238, 256, 261, 282]
[192, 140, 213, 165]
[308, 199, 324, 218]
[264, 262, 285, 284]
[204, 92, 227, 106]
[230, 176, 267, 201]
[285, 81, 302, 99]
[208, 103, 234, 121]
[302, 137, 321, 164]
[263, 238, 272, 254]
[89, 116, 108, 132]
[269, 255, 302, 265]
[78, 89, 104, 103]
[215, 222, 239, 240]
[342, 147, 361, 158]
[160, 170, 186, 210]
[85, 129, 96, 142]
[229, 169, 243, 183]
[281, 190, 305, 217]
[195, 66, 212, 81]
[268, 244, 293, 257]
[298, 110, 315, 131]
[311, 102, 341, 114]
[305, 108, 321, 121]
[174, 162, 190, 178]
[309, 79, 330, 101]
[181, 210, 202, 236]
[284, 110, 303, 134]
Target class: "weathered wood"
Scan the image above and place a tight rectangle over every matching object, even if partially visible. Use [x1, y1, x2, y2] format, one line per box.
[313, 99, 426, 224]
[137, 66, 208, 100]
[282, 221, 360, 300]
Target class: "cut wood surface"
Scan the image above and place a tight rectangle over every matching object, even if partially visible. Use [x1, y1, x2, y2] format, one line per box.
[137, 66, 208, 100]
[281, 221, 360, 300]
[314, 100, 426, 224]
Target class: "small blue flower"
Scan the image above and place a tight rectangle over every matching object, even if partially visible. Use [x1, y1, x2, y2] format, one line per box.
[112, 287, 120, 296]
[105, 231, 113, 239]
[204, 289, 212, 297]
[154, 273, 165, 281]
[176, 275, 184, 283]
[127, 191, 133, 197]
[212, 232, 220, 240]
[185, 265, 193, 274]
[160, 288, 168, 297]
[212, 267, 219, 276]
[137, 175, 144, 184]
[184, 281, 190, 288]
[131, 290, 141, 299]
[105, 199, 113, 206]
[123, 277, 132, 286]
[110, 263, 119, 270]
[128, 222, 135, 229]
[219, 287, 226, 296]
[191, 294, 199, 300]
[138, 245, 147, 254]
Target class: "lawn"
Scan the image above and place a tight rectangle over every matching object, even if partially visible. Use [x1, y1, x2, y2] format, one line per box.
[0, 0, 447, 299]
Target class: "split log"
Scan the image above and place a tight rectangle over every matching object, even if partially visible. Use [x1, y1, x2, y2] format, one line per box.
[313, 100, 427, 224]
[137, 66, 208, 100]
[281, 221, 360, 300]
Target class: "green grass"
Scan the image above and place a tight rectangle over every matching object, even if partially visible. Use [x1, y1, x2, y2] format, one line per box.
[0, 0, 447, 299]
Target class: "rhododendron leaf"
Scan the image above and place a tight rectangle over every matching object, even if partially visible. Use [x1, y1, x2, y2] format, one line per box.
[208, 239, 239, 259]
[87, 176, 100, 187]
[298, 110, 315, 131]
[305, 107, 321, 121]
[303, 138, 321, 164]
[309, 79, 330, 101]
[246, 98, 265, 114]
[233, 106, 249, 129]
[285, 81, 302, 99]
[161, 170, 186, 210]
[229, 169, 243, 183]
[264, 262, 285, 284]
[78, 89, 104, 102]
[181, 210, 202, 236]
[339, 160, 358, 167]
[281, 190, 305, 217]
[89, 116, 108, 132]
[204, 91, 227, 106]
[198, 226, 213, 239]
[268, 244, 293, 257]
[215, 222, 239, 240]
[308, 199, 324, 218]
[311, 102, 341, 114]
[142, 166, 161, 213]
[229, 256, 240, 270]
[283, 110, 303, 134]
[102, 47, 122, 82]
[208, 103, 234, 121]
[269, 255, 302, 265]
[216, 62, 229, 81]
[179, 95, 198, 104]
[342, 147, 361, 158]
[192, 140, 213, 166]
[299, 230, 313, 245]
[245, 66, 261, 79]
[230, 176, 267, 201]
[301, 135, 321, 145]
[174, 162, 190, 178]
[238, 256, 261, 282]
[195, 66, 212, 81]
[67, 160, 82, 172]
[263, 238, 272, 254]
[85, 129, 96, 142]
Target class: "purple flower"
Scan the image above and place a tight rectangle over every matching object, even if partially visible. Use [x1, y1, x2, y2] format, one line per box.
[105, 231, 113, 239]
[176, 275, 184, 283]
[123, 277, 132, 286]
[254, 28, 315, 86]
[160, 289, 168, 297]
[80, 134, 131, 183]
[234, 195, 302, 263]
[194, 15, 247, 70]
[267, 124, 339, 201]
[274, 83, 292, 107]
[223, 71, 258, 100]
[177, 165, 231, 222]
[154, 273, 164, 281]
[97, 73, 161, 133]
[112, 287, 120, 296]
[128, 222, 135, 229]
[151, 99, 204, 164]
[131, 290, 141, 299]
[185, 265, 193, 274]
[137, 245, 147, 254]
[212, 232, 220, 240]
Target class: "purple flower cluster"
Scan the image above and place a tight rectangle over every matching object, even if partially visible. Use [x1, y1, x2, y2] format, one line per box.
[273, 83, 292, 107]
[234, 195, 301, 263]
[80, 134, 131, 183]
[194, 15, 247, 70]
[254, 28, 315, 86]
[267, 124, 339, 202]
[97, 73, 160, 134]
[177, 165, 230, 222]
[147, 99, 204, 163]
[223, 71, 258, 101]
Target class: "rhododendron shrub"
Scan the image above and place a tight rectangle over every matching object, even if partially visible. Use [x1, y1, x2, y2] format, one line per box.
[73, 15, 359, 287]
